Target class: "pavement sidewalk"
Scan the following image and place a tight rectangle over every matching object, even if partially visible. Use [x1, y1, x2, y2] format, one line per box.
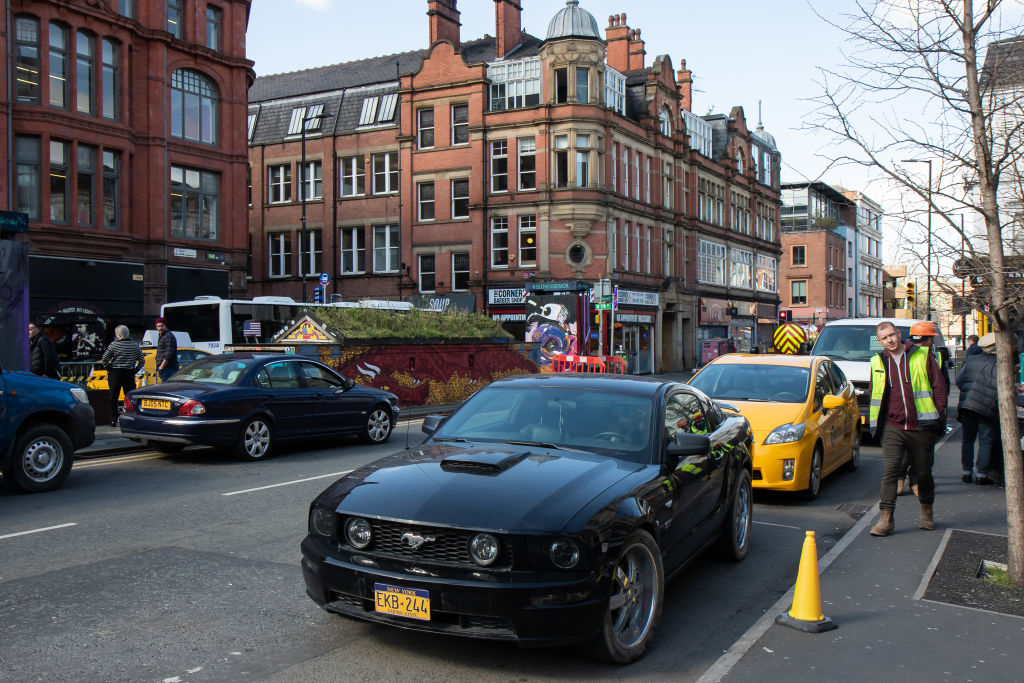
[708, 422, 1022, 683]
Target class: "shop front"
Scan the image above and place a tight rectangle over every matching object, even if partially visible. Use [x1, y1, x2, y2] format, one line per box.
[614, 289, 658, 375]
[487, 286, 527, 341]
[727, 301, 757, 352]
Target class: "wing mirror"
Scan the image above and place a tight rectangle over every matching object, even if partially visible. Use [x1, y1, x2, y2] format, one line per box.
[716, 401, 740, 413]
[422, 414, 448, 436]
[342, 377, 355, 390]
[667, 432, 711, 459]
[822, 395, 845, 411]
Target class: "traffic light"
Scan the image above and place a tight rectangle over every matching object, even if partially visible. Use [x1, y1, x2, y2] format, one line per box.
[778, 309, 792, 323]
[313, 285, 324, 303]
[905, 281, 915, 307]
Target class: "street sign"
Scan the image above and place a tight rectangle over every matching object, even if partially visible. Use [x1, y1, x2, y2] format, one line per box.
[594, 303, 612, 310]
[313, 285, 324, 303]
[319, 272, 331, 285]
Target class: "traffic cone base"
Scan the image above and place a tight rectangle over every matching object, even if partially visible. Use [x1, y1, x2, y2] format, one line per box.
[776, 530, 838, 633]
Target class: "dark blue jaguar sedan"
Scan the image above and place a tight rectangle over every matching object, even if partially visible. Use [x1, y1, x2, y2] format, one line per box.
[120, 353, 399, 460]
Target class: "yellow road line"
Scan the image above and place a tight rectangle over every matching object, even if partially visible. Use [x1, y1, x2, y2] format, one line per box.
[74, 452, 165, 469]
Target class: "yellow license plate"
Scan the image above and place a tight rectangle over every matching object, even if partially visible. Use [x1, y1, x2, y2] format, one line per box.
[374, 582, 430, 621]
[141, 399, 171, 410]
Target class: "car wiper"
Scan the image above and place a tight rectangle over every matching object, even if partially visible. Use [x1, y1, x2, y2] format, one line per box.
[726, 397, 771, 402]
[432, 437, 472, 443]
[503, 439, 566, 450]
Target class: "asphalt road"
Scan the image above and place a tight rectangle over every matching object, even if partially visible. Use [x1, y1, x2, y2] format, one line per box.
[0, 425, 884, 683]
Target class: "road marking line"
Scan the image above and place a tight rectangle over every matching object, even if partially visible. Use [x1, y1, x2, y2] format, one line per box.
[0, 522, 77, 541]
[74, 453, 164, 468]
[222, 470, 353, 497]
[697, 501, 880, 683]
[914, 527, 953, 600]
[753, 520, 801, 530]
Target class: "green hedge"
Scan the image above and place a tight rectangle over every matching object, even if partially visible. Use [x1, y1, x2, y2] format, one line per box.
[311, 306, 513, 340]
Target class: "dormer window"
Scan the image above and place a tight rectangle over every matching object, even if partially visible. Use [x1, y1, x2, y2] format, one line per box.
[659, 106, 672, 137]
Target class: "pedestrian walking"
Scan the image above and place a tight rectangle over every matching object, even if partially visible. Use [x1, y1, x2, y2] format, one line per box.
[965, 334, 983, 357]
[869, 320, 948, 536]
[956, 332, 999, 484]
[154, 317, 179, 382]
[28, 321, 61, 379]
[101, 325, 144, 426]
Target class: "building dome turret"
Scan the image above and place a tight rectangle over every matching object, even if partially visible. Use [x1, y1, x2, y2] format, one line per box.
[545, 0, 601, 41]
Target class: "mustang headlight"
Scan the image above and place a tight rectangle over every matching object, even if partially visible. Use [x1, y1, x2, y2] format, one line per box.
[468, 533, 500, 566]
[310, 506, 336, 539]
[345, 517, 373, 549]
[764, 422, 806, 445]
[549, 539, 580, 569]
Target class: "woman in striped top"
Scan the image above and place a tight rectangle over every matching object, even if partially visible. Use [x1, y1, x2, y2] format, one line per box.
[101, 325, 144, 426]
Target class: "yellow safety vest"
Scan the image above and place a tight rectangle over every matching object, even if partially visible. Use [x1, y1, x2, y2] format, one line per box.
[869, 345, 940, 435]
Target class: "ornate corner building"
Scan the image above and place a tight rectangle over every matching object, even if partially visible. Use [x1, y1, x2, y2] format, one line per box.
[1, 0, 253, 360]
[246, 0, 782, 371]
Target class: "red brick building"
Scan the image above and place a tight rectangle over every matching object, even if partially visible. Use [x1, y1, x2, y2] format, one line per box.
[1, 0, 253, 361]
[247, 0, 781, 371]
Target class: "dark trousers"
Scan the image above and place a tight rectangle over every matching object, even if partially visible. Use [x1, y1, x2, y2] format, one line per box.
[880, 427, 936, 509]
[107, 368, 136, 424]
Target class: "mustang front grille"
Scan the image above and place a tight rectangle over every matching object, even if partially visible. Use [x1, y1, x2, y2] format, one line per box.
[352, 519, 514, 568]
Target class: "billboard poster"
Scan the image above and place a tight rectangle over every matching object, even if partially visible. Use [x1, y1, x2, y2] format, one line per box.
[525, 293, 579, 369]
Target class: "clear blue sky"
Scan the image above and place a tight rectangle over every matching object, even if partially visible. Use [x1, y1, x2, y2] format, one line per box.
[246, 0, 857, 188]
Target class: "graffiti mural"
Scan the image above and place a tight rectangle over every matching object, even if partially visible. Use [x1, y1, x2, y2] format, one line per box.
[525, 295, 579, 369]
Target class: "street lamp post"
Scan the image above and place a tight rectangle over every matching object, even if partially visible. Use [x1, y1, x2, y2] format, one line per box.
[300, 108, 329, 304]
[902, 158, 933, 320]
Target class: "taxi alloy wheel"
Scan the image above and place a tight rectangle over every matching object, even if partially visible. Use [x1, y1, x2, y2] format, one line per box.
[592, 530, 664, 663]
[236, 416, 274, 461]
[804, 446, 823, 500]
[361, 407, 393, 444]
[845, 433, 861, 472]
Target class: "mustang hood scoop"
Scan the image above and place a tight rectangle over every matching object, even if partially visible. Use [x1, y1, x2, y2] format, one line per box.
[440, 450, 530, 475]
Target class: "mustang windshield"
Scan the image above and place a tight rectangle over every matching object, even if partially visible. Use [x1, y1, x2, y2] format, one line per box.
[689, 364, 810, 403]
[433, 386, 655, 463]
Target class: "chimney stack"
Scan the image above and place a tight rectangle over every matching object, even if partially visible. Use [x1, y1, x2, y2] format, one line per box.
[428, 0, 461, 48]
[605, 13, 630, 72]
[494, 0, 522, 59]
[628, 27, 646, 71]
[676, 59, 693, 111]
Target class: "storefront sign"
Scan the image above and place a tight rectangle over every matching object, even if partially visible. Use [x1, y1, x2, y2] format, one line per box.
[173, 247, 197, 258]
[700, 298, 730, 324]
[491, 312, 526, 322]
[618, 290, 659, 307]
[488, 287, 526, 305]
[409, 293, 476, 313]
[616, 313, 654, 324]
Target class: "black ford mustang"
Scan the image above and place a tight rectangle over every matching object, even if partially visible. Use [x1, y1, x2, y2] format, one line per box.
[301, 374, 753, 663]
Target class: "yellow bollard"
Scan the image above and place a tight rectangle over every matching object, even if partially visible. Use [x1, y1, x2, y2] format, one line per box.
[775, 530, 837, 633]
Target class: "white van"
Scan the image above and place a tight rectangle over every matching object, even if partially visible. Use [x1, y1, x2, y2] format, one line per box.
[810, 318, 948, 425]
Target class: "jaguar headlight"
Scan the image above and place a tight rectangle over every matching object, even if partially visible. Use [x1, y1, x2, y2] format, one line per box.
[468, 533, 500, 566]
[344, 517, 373, 549]
[764, 422, 806, 445]
[549, 539, 580, 569]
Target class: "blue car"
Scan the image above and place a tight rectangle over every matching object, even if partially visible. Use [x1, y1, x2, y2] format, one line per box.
[119, 353, 399, 460]
[1, 363, 95, 493]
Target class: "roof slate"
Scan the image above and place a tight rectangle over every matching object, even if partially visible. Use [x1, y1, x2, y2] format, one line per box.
[981, 36, 1024, 89]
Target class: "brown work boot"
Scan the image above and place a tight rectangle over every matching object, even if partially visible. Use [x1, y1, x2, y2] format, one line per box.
[912, 484, 919, 497]
[919, 503, 934, 530]
[897, 479, 906, 495]
[870, 508, 895, 537]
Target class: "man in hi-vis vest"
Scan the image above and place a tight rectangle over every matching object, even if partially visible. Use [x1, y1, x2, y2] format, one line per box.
[868, 321, 948, 536]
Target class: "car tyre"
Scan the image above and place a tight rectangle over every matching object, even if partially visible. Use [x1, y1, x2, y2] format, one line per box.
[590, 530, 664, 664]
[716, 468, 752, 561]
[235, 416, 274, 461]
[845, 432, 861, 472]
[803, 445, 823, 500]
[360, 406, 393, 444]
[2, 423, 74, 493]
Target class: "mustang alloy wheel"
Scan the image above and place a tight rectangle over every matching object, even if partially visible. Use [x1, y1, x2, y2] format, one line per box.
[235, 416, 274, 461]
[361, 407, 393, 444]
[2, 423, 74, 493]
[716, 468, 752, 561]
[592, 530, 664, 663]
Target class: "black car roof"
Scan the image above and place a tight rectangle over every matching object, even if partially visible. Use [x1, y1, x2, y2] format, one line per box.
[487, 373, 680, 397]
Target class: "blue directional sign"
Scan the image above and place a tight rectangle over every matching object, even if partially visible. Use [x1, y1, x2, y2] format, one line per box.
[313, 285, 324, 303]
[319, 272, 331, 285]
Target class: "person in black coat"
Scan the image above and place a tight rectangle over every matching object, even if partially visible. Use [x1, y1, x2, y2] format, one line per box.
[965, 334, 983, 357]
[956, 333, 999, 484]
[28, 322, 60, 379]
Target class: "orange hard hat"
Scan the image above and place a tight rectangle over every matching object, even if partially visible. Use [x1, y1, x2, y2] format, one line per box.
[910, 321, 938, 336]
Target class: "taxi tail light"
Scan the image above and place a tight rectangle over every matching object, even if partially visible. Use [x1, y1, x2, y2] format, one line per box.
[178, 399, 207, 416]
[123, 396, 135, 412]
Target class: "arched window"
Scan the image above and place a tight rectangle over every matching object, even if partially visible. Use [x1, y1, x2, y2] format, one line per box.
[737, 149, 744, 175]
[170, 68, 217, 144]
[659, 106, 672, 137]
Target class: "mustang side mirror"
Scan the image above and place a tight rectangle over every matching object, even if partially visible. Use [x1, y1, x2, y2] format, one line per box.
[422, 414, 448, 436]
[666, 432, 711, 461]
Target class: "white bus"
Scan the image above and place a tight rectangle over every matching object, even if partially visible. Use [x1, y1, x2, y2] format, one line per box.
[159, 296, 413, 353]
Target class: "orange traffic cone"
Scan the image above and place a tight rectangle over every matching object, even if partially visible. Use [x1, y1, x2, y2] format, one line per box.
[775, 530, 837, 633]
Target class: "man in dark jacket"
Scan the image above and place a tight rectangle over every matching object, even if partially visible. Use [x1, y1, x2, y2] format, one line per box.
[28, 322, 60, 379]
[965, 334, 983, 357]
[957, 332, 999, 485]
[154, 317, 178, 382]
[868, 321, 948, 537]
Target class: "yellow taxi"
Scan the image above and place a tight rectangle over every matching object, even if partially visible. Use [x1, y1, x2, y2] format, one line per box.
[687, 354, 860, 499]
[87, 347, 211, 399]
